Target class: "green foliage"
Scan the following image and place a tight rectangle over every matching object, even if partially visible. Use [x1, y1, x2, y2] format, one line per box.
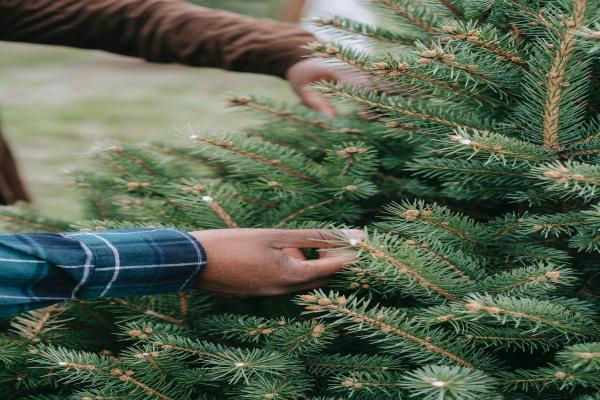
[399, 365, 499, 400]
[0, 0, 598, 398]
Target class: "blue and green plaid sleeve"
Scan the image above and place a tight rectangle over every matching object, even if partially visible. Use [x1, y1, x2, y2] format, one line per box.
[0, 228, 207, 317]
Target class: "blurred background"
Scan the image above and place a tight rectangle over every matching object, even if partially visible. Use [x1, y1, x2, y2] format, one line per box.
[0, 0, 375, 220]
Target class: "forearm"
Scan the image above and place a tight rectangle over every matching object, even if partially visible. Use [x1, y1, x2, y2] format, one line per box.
[0, 0, 315, 77]
[0, 228, 206, 316]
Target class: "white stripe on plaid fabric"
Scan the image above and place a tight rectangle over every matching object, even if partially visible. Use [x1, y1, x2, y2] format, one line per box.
[83, 233, 122, 297]
[57, 261, 206, 270]
[175, 230, 205, 291]
[0, 258, 46, 263]
[67, 229, 167, 236]
[66, 235, 94, 299]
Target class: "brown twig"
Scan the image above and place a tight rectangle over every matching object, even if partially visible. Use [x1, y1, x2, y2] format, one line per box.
[543, 0, 588, 150]
[358, 242, 462, 301]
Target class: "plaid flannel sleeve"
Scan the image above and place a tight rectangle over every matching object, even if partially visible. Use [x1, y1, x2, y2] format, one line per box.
[0, 228, 206, 317]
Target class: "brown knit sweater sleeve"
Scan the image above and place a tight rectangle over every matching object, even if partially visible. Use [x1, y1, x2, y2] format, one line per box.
[0, 0, 315, 77]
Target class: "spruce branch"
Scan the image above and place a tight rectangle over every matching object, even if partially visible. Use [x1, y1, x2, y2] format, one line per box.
[403, 237, 484, 283]
[365, 55, 499, 107]
[324, 142, 379, 179]
[226, 95, 365, 136]
[330, 371, 405, 397]
[146, 142, 230, 172]
[348, 232, 471, 300]
[103, 146, 161, 178]
[122, 322, 302, 384]
[315, 82, 497, 133]
[569, 227, 600, 253]
[458, 294, 598, 338]
[500, 243, 572, 266]
[306, 41, 461, 103]
[499, 365, 600, 392]
[533, 161, 600, 201]
[542, 0, 589, 150]
[419, 305, 568, 352]
[407, 158, 537, 200]
[572, 129, 600, 147]
[0, 337, 27, 367]
[264, 320, 336, 355]
[304, 41, 368, 70]
[490, 212, 528, 240]
[521, 211, 595, 238]
[71, 389, 127, 399]
[367, 54, 467, 95]
[399, 365, 498, 400]
[311, 16, 416, 45]
[561, 120, 600, 160]
[370, 0, 438, 34]
[109, 298, 185, 326]
[70, 219, 166, 231]
[567, 205, 600, 252]
[309, 39, 499, 108]
[94, 145, 183, 183]
[188, 133, 321, 183]
[201, 195, 240, 229]
[165, 180, 255, 229]
[196, 314, 289, 344]
[275, 199, 336, 228]
[442, 20, 529, 69]
[121, 345, 188, 381]
[379, 200, 490, 246]
[0, 204, 69, 232]
[36, 345, 192, 400]
[481, 264, 575, 297]
[177, 293, 189, 321]
[10, 304, 71, 344]
[97, 293, 212, 329]
[437, 0, 463, 18]
[463, 327, 561, 352]
[297, 291, 499, 369]
[440, 129, 555, 163]
[231, 376, 312, 400]
[562, 148, 600, 160]
[408, 158, 533, 182]
[304, 353, 403, 377]
[413, 42, 511, 93]
[556, 342, 600, 372]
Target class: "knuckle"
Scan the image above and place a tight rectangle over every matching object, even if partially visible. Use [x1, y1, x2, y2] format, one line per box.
[309, 229, 332, 242]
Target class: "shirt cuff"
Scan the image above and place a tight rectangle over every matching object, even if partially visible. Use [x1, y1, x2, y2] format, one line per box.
[60, 228, 207, 299]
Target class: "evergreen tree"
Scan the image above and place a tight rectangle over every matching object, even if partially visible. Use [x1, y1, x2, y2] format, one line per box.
[1, 0, 599, 399]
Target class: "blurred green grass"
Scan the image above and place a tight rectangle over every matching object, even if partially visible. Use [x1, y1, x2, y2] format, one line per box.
[0, 16, 296, 220]
[188, 0, 286, 17]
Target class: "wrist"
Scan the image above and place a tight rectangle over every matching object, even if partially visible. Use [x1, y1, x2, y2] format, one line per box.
[186, 231, 209, 287]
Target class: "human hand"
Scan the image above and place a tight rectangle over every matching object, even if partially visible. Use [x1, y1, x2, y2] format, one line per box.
[286, 59, 365, 117]
[190, 228, 363, 296]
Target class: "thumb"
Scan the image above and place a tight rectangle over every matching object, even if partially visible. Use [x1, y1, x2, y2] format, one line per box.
[300, 90, 337, 117]
[291, 250, 357, 281]
[270, 229, 363, 249]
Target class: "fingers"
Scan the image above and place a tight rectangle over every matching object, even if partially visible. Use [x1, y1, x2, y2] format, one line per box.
[270, 229, 363, 249]
[300, 91, 337, 117]
[290, 248, 357, 281]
